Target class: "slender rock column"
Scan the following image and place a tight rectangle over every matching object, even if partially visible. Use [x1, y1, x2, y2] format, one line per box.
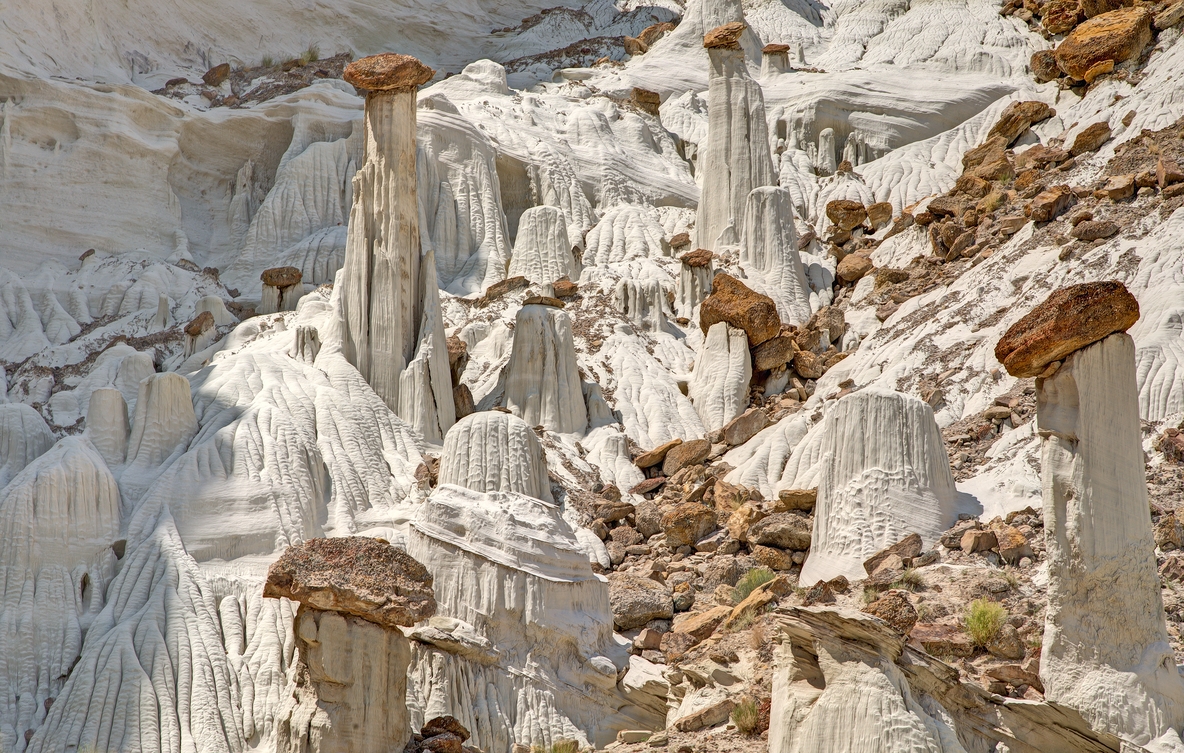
[997, 282, 1184, 746]
[338, 54, 454, 441]
[695, 22, 777, 251]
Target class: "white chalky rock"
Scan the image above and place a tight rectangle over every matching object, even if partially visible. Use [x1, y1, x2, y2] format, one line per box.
[1038, 333, 1184, 745]
[0, 437, 121, 751]
[438, 411, 553, 502]
[504, 304, 587, 434]
[195, 295, 237, 326]
[677, 258, 713, 318]
[800, 389, 962, 586]
[85, 388, 130, 467]
[507, 205, 577, 284]
[407, 485, 656, 751]
[695, 36, 776, 251]
[337, 70, 455, 442]
[0, 403, 54, 487]
[124, 372, 198, 476]
[689, 322, 751, 434]
[613, 278, 669, 333]
[741, 187, 813, 326]
[762, 45, 792, 78]
[816, 127, 839, 176]
[583, 205, 669, 266]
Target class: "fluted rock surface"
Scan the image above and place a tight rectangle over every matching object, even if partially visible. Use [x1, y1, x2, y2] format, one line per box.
[438, 411, 553, 502]
[504, 304, 587, 434]
[801, 389, 962, 585]
[124, 372, 198, 474]
[85, 388, 130, 467]
[614, 278, 669, 333]
[337, 53, 454, 442]
[0, 403, 54, 487]
[1038, 333, 1184, 745]
[688, 322, 751, 433]
[507, 205, 577, 284]
[741, 187, 812, 326]
[695, 26, 777, 251]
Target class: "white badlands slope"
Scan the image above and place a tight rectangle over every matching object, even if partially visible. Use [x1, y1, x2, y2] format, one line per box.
[2, 0, 1184, 751]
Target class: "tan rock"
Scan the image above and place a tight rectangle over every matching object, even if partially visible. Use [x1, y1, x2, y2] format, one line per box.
[988, 101, 1056, 145]
[261, 265, 302, 288]
[748, 512, 812, 550]
[911, 623, 974, 657]
[673, 605, 733, 640]
[863, 591, 919, 634]
[1157, 158, 1184, 189]
[1082, 58, 1114, 84]
[995, 280, 1140, 377]
[1156, 0, 1184, 29]
[184, 310, 214, 337]
[608, 573, 673, 630]
[1016, 144, 1070, 171]
[837, 253, 873, 283]
[862, 533, 923, 576]
[631, 87, 660, 115]
[721, 408, 770, 446]
[1103, 173, 1136, 200]
[1068, 121, 1111, 156]
[722, 575, 791, 631]
[866, 201, 893, 229]
[752, 334, 796, 371]
[751, 544, 794, 571]
[1054, 7, 1152, 81]
[1042, 0, 1082, 33]
[1069, 219, 1119, 240]
[699, 273, 781, 346]
[703, 21, 747, 49]
[662, 437, 711, 476]
[660, 630, 699, 660]
[1025, 185, 1074, 222]
[673, 697, 736, 732]
[990, 521, 1034, 563]
[987, 623, 1026, 660]
[661, 502, 718, 548]
[775, 488, 817, 512]
[712, 480, 748, 512]
[792, 350, 825, 379]
[726, 503, 765, 542]
[344, 53, 435, 91]
[961, 529, 998, 554]
[826, 199, 868, 231]
[635, 438, 682, 469]
[1155, 511, 1184, 551]
[263, 537, 437, 629]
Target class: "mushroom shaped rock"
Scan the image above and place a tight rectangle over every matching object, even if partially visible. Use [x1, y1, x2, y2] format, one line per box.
[689, 322, 752, 434]
[263, 536, 437, 629]
[677, 249, 714, 318]
[0, 402, 54, 487]
[504, 304, 588, 434]
[761, 43, 792, 76]
[800, 389, 963, 586]
[1036, 332, 1184, 744]
[507, 205, 577, 284]
[344, 52, 434, 91]
[259, 266, 303, 314]
[438, 411, 553, 502]
[407, 485, 650, 750]
[995, 281, 1139, 378]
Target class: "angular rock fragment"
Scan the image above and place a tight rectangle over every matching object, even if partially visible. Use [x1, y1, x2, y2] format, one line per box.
[988, 100, 1056, 145]
[1026, 185, 1075, 222]
[635, 438, 682, 469]
[661, 502, 718, 548]
[609, 573, 674, 630]
[1054, 7, 1152, 80]
[662, 438, 711, 476]
[1069, 121, 1111, 156]
[699, 273, 781, 346]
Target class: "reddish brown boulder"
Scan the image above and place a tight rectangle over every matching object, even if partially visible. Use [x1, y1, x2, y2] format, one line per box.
[263, 537, 436, 628]
[837, 253, 873, 283]
[752, 334, 795, 371]
[1069, 121, 1111, 156]
[552, 279, 579, 297]
[1158, 158, 1184, 189]
[421, 716, 470, 742]
[826, 199, 868, 231]
[699, 274, 781, 346]
[670, 232, 692, 249]
[1015, 144, 1069, 171]
[988, 101, 1056, 145]
[1026, 185, 1074, 222]
[1042, 0, 1082, 33]
[763, 43, 791, 54]
[661, 502, 718, 548]
[704, 22, 746, 49]
[863, 592, 919, 634]
[1069, 219, 1119, 240]
[662, 437, 711, 476]
[1031, 50, 1062, 82]
[185, 310, 214, 337]
[202, 62, 231, 86]
[680, 248, 713, 267]
[344, 53, 435, 91]
[1054, 7, 1152, 81]
[261, 266, 302, 288]
[635, 438, 682, 469]
[994, 281, 1140, 377]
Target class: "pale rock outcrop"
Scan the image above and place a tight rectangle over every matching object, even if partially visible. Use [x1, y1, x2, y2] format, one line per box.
[740, 186, 813, 326]
[407, 485, 659, 751]
[0, 403, 54, 487]
[124, 372, 198, 476]
[85, 388, 130, 467]
[801, 389, 963, 585]
[1036, 333, 1184, 745]
[195, 294, 237, 326]
[504, 304, 587, 434]
[336, 53, 454, 443]
[614, 278, 669, 333]
[689, 322, 751, 433]
[583, 205, 670, 266]
[677, 249, 713, 318]
[0, 437, 121, 751]
[695, 23, 777, 251]
[507, 205, 577, 284]
[438, 411, 553, 502]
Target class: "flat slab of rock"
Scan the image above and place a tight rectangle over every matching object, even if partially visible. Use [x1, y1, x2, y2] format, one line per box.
[988, 100, 1056, 145]
[699, 273, 780, 346]
[662, 437, 710, 476]
[994, 281, 1140, 377]
[776, 488, 817, 512]
[863, 533, 923, 576]
[263, 537, 436, 629]
[721, 408, 769, 446]
[344, 53, 434, 91]
[911, 623, 973, 657]
[261, 266, 302, 288]
[703, 21, 746, 49]
[635, 438, 682, 468]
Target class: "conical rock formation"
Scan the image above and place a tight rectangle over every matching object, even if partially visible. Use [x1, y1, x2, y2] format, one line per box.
[801, 389, 962, 586]
[688, 321, 751, 433]
[507, 205, 577, 284]
[504, 304, 587, 434]
[438, 411, 553, 502]
[0, 403, 54, 487]
[741, 186, 813, 326]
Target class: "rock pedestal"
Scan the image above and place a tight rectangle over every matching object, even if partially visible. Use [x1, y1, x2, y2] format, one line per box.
[337, 53, 455, 442]
[613, 278, 669, 333]
[183, 310, 215, 358]
[761, 43, 791, 77]
[259, 266, 303, 314]
[677, 249, 713, 318]
[507, 205, 578, 284]
[695, 23, 777, 251]
[1036, 333, 1184, 744]
[688, 322, 751, 433]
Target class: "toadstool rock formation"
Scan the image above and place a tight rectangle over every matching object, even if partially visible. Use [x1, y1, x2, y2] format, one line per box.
[800, 389, 963, 585]
[695, 22, 777, 251]
[614, 277, 669, 333]
[259, 266, 303, 314]
[1001, 283, 1184, 746]
[503, 303, 587, 433]
[761, 42, 791, 77]
[336, 53, 455, 442]
[677, 248, 714, 318]
[438, 410, 553, 502]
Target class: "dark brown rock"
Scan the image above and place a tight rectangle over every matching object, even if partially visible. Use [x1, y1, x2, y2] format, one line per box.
[1054, 7, 1152, 81]
[863, 592, 919, 634]
[185, 310, 215, 337]
[422, 716, 470, 742]
[1031, 50, 1062, 82]
[1042, 0, 1082, 33]
[863, 533, 923, 576]
[927, 195, 966, 218]
[762, 43, 791, 54]
[670, 232, 692, 249]
[699, 274, 781, 346]
[523, 295, 565, 308]
[988, 101, 1056, 145]
[202, 62, 231, 87]
[552, 279, 578, 297]
[1015, 144, 1070, 171]
[1158, 158, 1184, 189]
[721, 408, 769, 446]
[263, 537, 436, 628]
[344, 53, 434, 91]
[995, 280, 1140, 377]
[912, 623, 974, 657]
[608, 573, 673, 630]
[1069, 219, 1119, 240]
[261, 266, 302, 288]
[631, 87, 661, 115]
[752, 334, 796, 371]
[662, 437, 711, 476]
[421, 733, 463, 753]
[453, 383, 474, 419]
[680, 248, 713, 267]
[704, 22, 747, 49]
[1069, 121, 1111, 156]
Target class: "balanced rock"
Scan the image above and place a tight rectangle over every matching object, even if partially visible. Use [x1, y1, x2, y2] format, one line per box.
[988, 100, 1055, 145]
[344, 53, 435, 91]
[994, 281, 1139, 377]
[1054, 7, 1152, 81]
[703, 21, 746, 49]
[699, 273, 780, 346]
[265, 537, 435, 629]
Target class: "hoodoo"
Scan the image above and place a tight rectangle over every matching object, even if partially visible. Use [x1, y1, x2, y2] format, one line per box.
[740, 186, 813, 325]
[503, 302, 587, 434]
[336, 53, 455, 442]
[438, 411, 553, 502]
[1002, 282, 1184, 746]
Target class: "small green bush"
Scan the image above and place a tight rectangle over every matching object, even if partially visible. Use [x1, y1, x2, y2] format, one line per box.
[732, 697, 761, 736]
[732, 567, 776, 602]
[299, 44, 320, 65]
[892, 568, 926, 592]
[261, 55, 274, 68]
[963, 598, 1007, 647]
